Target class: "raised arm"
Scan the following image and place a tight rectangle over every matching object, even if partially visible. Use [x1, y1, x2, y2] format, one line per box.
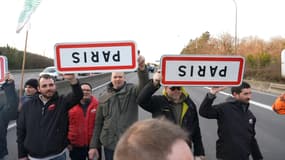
[136, 54, 149, 92]
[136, 71, 161, 112]
[199, 87, 227, 119]
[63, 74, 83, 110]
[1, 73, 18, 121]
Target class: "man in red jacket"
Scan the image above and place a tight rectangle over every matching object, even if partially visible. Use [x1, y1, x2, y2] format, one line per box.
[68, 83, 101, 160]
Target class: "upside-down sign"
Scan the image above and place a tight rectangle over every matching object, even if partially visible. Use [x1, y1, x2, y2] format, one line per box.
[160, 55, 245, 86]
[54, 41, 137, 73]
[0, 56, 8, 84]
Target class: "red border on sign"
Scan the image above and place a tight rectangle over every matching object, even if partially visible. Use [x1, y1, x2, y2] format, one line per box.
[55, 41, 136, 72]
[161, 56, 244, 86]
[0, 57, 5, 83]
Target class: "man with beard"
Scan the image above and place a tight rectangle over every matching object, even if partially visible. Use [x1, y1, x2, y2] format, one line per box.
[67, 83, 101, 160]
[136, 71, 205, 160]
[17, 74, 83, 160]
[199, 82, 263, 160]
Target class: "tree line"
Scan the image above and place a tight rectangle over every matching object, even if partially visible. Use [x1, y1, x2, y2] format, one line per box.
[1, 32, 285, 83]
[181, 31, 285, 83]
[0, 45, 53, 69]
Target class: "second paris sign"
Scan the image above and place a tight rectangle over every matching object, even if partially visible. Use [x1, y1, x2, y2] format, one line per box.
[160, 55, 245, 86]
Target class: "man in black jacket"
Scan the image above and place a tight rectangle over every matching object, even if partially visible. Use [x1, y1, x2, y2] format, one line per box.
[199, 82, 263, 160]
[17, 74, 83, 160]
[136, 71, 205, 160]
[0, 73, 18, 160]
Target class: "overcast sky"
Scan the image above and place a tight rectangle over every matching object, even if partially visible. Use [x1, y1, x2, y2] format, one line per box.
[0, 0, 284, 63]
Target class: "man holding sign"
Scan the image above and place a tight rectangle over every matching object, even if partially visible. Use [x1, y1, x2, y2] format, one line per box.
[0, 73, 18, 160]
[17, 74, 83, 160]
[89, 54, 149, 160]
[136, 70, 206, 160]
[199, 82, 263, 160]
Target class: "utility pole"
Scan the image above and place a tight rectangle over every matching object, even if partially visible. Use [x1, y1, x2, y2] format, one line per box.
[232, 0, 238, 54]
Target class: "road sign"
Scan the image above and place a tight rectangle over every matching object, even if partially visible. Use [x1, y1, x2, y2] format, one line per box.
[160, 55, 245, 86]
[281, 49, 285, 78]
[54, 41, 137, 73]
[0, 56, 8, 84]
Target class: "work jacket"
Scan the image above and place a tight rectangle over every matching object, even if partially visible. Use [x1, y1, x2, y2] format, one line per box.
[17, 82, 83, 158]
[90, 69, 149, 150]
[199, 93, 263, 160]
[0, 81, 18, 158]
[136, 81, 205, 156]
[68, 96, 99, 147]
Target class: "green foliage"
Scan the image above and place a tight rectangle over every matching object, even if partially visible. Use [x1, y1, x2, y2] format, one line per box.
[0, 45, 53, 69]
[246, 54, 256, 68]
[258, 52, 271, 67]
[181, 32, 285, 82]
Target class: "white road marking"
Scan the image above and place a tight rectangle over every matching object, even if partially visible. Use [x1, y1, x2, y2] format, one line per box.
[8, 84, 274, 130]
[204, 87, 273, 111]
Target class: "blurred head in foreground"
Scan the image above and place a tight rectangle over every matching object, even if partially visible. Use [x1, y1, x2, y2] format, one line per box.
[114, 118, 193, 160]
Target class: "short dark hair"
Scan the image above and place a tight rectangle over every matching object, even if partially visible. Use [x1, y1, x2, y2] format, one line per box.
[38, 74, 55, 84]
[80, 82, 92, 89]
[231, 81, 251, 94]
[25, 78, 38, 89]
[114, 118, 190, 160]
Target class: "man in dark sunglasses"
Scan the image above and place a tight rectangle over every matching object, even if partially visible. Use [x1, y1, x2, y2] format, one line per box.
[137, 71, 205, 160]
[169, 86, 182, 91]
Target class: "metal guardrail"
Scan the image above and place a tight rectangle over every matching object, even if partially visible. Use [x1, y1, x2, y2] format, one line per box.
[9, 69, 44, 73]
[269, 83, 285, 93]
[0, 73, 111, 105]
[246, 80, 285, 94]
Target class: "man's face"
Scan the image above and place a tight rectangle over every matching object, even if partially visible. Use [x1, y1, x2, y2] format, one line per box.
[234, 88, 252, 104]
[111, 72, 125, 89]
[81, 84, 92, 100]
[25, 85, 37, 96]
[167, 139, 193, 160]
[38, 77, 56, 99]
[165, 86, 182, 102]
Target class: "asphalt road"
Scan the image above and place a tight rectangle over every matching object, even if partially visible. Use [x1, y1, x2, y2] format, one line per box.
[5, 72, 285, 159]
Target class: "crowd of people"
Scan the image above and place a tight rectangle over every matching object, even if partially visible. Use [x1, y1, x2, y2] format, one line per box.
[2, 53, 284, 160]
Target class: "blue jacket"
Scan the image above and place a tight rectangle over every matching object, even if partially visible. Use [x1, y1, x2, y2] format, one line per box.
[0, 81, 19, 158]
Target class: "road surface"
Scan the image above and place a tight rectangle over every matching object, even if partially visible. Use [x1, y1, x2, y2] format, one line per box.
[5, 72, 285, 160]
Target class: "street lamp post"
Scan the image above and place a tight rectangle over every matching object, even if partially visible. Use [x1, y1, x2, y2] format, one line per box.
[232, 0, 237, 54]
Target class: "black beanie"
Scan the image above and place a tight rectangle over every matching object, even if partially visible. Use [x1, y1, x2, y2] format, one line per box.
[25, 78, 39, 89]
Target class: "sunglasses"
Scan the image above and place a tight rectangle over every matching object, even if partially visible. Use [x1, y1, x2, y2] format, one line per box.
[169, 86, 182, 91]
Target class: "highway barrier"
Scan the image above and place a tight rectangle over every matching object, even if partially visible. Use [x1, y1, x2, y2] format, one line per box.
[246, 80, 285, 94]
[1, 75, 284, 106]
[269, 83, 285, 94]
[0, 73, 111, 106]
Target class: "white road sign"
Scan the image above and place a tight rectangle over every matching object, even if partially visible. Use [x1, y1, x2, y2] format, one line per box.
[0, 56, 8, 84]
[54, 41, 137, 73]
[161, 55, 245, 86]
[281, 49, 285, 78]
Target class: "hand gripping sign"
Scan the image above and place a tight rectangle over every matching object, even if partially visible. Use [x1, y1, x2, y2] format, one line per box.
[160, 55, 245, 86]
[0, 56, 8, 84]
[54, 41, 137, 73]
